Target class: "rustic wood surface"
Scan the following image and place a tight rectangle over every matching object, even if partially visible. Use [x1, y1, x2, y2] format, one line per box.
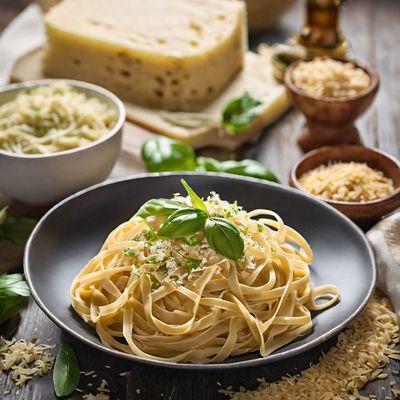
[1, 0, 400, 399]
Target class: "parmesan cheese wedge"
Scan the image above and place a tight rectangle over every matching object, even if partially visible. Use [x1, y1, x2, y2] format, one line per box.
[43, 0, 247, 112]
[12, 47, 289, 149]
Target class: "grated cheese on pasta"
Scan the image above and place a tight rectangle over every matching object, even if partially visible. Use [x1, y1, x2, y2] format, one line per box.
[292, 58, 371, 99]
[223, 295, 400, 400]
[298, 162, 395, 202]
[0, 82, 118, 155]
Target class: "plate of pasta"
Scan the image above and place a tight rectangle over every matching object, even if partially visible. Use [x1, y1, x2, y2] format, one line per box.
[24, 173, 375, 369]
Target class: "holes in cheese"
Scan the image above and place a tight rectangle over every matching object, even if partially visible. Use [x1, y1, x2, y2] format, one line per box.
[43, 0, 247, 112]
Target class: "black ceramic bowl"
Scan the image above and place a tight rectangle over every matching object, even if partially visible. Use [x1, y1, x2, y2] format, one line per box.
[24, 173, 375, 370]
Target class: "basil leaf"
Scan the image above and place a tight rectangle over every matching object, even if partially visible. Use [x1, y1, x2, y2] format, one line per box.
[53, 344, 80, 397]
[0, 274, 31, 298]
[135, 198, 186, 218]
[0, 217, 36, 246]
[222, 92, 263, 135]
[196, 157, 280, 183]
[158, 208, 207, 239]
[180, 179, 208, 213]
[205, 218, 244, 261]
[0, 296, 26, 325]
[0, 274, 30, 325]
[141, 137, 196, 172]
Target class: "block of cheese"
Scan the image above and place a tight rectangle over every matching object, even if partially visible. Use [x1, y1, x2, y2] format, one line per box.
[12, 47, 290, 149]
[42, 0, 247, 112]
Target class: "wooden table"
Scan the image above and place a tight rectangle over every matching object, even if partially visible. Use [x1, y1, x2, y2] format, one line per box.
[1, 1, 400, 399]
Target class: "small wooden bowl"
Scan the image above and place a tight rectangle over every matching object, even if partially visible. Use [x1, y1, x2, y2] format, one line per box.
[289, 145, 400, 230]
[284, 58, 380, 153]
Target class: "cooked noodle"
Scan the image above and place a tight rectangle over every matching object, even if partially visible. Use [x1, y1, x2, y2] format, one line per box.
[71, 192, 339, 363]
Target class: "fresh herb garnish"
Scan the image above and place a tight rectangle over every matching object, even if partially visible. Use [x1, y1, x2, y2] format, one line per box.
[141, 136, 196, 172]
[0, 273, 30, 325]
[181, 178, 208, 213]
[53, 344, 80, 397]
[0, 207, 36, 246]
[144, 229, 157, 242]
[184, 235, 201, 246]
[138, 180, 244, 261]
[257, 224, 264, 232]
[135, 198, 186, 219]
[205, 218, 244, 261]
[123, 248, 138, 257]
[222, 92, 263, 135]
[140, 137, 279, 184]
[184, 258, 202, 272]
[158, 208, 208, 239]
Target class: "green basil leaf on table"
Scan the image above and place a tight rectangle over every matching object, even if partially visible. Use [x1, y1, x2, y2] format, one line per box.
[0, 213, 36, 246]
[205, 218, 244, 261]
[0, 297, 26, 326]
[180, 179, 208, 213]
[135, 198, 186, 218]
[196, 157, 280, 183]
[53, 343, 80, 397]
[158, 208, 207, 239]
[141, 137, 196, 172]
[0, 273, 31, 297]
[0, 273, 30, 325]
[222, 92, 263, 135]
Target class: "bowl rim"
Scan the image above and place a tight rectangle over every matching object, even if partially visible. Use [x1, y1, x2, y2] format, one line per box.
[0, 79, 126, 159]
[290, 145, 400, 207]
[284, 57, 380, 104]
[24, 171, 376, 370]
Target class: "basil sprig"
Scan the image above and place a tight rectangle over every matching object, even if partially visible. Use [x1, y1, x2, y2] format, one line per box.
[141, 137, 279, 184]
[141, 137, 196, 172]
[0, 273, 30, 325]
[196, 157, 280, 183]
[158, 208, 208, 239]
[222, 92, 263, 135]
[136, 179, 244, 261]
[205, 218, 244, 262]
[53, 343, 80, 397]
[0, 206, 36, 246]
[135, 198, 186, 218]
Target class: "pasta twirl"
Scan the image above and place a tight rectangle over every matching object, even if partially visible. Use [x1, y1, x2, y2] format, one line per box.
[71, 191, 339, 363]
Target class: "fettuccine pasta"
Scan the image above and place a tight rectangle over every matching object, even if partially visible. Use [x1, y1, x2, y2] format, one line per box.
[71, 191, 339, 363]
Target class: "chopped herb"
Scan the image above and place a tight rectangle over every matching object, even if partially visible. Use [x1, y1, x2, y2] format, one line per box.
[170, 275, 179, 282]
[150, 275, 161, 290]
[144, 229, 157, 242]
[184, 235, 201, 246]
[158, 264, 167, 273]
[144, 257, 160, 265]
[257, 224, 264, 232]
[123, 248, 138, 257]
[184, 258, 202, 272]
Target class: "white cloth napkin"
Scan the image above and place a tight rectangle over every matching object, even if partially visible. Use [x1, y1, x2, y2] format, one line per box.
[367, 212, 400, 316]
[0, 4, 45, 86]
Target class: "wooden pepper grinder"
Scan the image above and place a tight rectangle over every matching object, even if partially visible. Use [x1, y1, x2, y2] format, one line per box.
[293, 0, 349, 59]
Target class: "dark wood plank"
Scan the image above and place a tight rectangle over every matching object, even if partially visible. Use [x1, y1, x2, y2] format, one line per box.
[1, 1, 400, 399]
[0, 0, 31, 32]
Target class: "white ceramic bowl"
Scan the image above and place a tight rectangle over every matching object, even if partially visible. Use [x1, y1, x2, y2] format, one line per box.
[0, 79, 125, 206]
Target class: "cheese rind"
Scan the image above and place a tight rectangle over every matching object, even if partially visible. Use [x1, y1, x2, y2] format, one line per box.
[43, 0, 246, 112]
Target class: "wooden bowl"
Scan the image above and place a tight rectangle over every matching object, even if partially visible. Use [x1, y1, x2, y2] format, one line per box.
[289, 145, 400, 229]
[284, 59, 380, 153]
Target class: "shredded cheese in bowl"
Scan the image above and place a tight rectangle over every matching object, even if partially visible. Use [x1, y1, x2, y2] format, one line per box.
[298, 162, 395, 202]
[0, 82, 118, 155]
[292, 58, 371, 99]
